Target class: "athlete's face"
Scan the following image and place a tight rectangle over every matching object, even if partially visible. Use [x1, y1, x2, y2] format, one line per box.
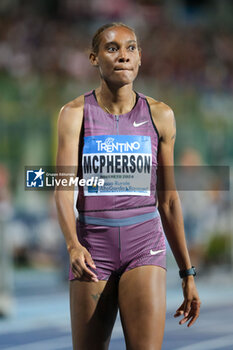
[90, 26, 141, 87]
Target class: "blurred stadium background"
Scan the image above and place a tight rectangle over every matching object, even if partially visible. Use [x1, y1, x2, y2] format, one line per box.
[0, 0, 232, 349]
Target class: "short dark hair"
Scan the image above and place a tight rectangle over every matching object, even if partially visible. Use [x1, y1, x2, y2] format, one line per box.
[91, 22, 138, 54]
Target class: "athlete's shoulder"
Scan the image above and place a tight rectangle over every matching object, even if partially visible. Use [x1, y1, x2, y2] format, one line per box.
[59, 95, 84, 123]
[60, 94, 84, 117]
[58, 95, 84, 135]
[146, 96, 174, 120]
[146, 96, 175, 140]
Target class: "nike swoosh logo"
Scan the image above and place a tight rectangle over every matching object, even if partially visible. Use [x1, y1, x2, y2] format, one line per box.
[133, 121, 148, 127]
[150, 249, 165, 255]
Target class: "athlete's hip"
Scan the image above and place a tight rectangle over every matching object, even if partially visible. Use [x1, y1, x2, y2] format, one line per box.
[76, 213, 166, 257]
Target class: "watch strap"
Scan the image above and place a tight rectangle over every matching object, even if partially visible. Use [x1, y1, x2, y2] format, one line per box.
[179, 266, 196, 278]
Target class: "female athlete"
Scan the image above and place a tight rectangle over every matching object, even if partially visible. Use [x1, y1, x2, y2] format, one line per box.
[55, 23, 201, 350]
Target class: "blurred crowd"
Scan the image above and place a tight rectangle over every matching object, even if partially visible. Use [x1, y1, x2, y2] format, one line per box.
[0, 0, 232, 90]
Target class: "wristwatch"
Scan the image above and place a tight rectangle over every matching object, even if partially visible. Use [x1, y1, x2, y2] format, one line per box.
[179, 266, 196, 278]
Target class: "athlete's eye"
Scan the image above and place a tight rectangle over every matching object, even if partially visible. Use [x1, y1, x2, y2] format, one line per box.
[107, 46, 118, 52]
[128, 45, 136, 51]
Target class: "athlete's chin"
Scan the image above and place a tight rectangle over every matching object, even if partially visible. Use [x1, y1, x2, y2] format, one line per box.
[106, 76, 136, 88]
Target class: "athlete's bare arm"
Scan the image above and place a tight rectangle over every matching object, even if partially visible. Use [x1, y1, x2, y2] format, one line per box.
[147, 97, 201, 327]
[147, 97, 192, 271]
[54, 96, 98, 282]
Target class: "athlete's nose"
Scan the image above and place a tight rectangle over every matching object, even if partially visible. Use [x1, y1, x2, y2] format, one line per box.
[118, 49, 130, 62]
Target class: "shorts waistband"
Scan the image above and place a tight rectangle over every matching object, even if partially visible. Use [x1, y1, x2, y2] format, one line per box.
[78, 209, 159, 227]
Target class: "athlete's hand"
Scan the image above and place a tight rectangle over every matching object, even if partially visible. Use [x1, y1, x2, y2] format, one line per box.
[69, 245, 98, 282]
[174, 276, 201, 327]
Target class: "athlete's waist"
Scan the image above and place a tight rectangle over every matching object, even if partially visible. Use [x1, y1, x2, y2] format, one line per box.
[78, 207, 160, 227]
[78, 204, 157, 217]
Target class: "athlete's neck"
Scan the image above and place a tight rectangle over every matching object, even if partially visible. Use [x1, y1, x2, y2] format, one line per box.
[96, 83, 136, 115]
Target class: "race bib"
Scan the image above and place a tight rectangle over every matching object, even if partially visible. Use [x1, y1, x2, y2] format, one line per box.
[82, 135, 152, 196]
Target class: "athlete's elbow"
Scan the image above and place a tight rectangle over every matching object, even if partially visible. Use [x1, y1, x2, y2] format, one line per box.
[158, 192, 179, 213]
[54, 187, 74, 209]
[54, 187, 60, 207]
[54, 186, 64, 207]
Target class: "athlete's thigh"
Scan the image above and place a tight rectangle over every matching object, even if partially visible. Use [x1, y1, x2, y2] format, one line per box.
[70, 275, 119, 350]
[118, 266, 166, 350]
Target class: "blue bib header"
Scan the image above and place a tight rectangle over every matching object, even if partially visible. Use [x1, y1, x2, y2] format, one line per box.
[83, 135, 151, 154]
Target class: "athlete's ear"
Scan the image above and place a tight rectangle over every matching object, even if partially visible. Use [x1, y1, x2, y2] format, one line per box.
[89, 52, 99, 67]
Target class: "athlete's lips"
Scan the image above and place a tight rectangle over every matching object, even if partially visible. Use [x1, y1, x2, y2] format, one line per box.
[114, 67, 133, 71]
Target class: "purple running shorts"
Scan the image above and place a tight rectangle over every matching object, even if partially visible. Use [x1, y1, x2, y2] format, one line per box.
[69, 209, 166, 281]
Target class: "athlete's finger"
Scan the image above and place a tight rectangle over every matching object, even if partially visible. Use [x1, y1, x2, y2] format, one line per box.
[174, 305, 184, 316]
[179, 315, 188, 324]
[174, 310, 183, 317]
[82, 264, 98, 282]
[179, 311, 191, 324]
[174, 302, 184, 317]
[187, 313, 199, 327]
[72, 253, 98, 281]
[71, 262, 80, 273]
[72, 263, 91, 281]
[85, 252, 96, 269]
[184, 299, 192, 317]
[72, 264, 83, 278]
[72, 263, 96, 282]
[180, 304, 200, 325]
[187, 301, 200, 326]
